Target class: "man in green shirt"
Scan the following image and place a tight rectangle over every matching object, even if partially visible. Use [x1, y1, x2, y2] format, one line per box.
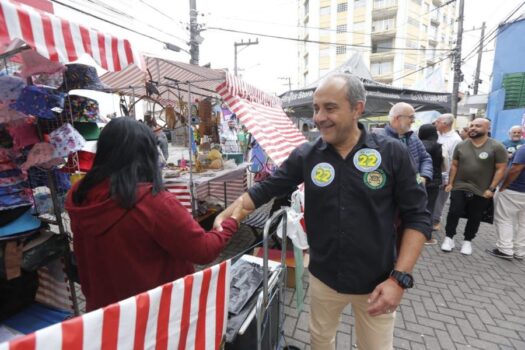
[442, 118, 507, 255]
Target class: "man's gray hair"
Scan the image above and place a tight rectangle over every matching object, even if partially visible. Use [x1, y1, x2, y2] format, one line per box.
[438, 113, 454, 126]
[326, 73, 366, 107]
[509, 125, 522, 133]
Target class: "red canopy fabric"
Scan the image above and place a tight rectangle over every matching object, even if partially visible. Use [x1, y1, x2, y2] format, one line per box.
[0, 0, 142, 71]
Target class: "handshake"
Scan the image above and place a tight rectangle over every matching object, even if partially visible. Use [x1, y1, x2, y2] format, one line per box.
[214, 194, 255, 231]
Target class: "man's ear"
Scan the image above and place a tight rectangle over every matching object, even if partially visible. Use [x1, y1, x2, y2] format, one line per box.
[354, 101, 365, 116]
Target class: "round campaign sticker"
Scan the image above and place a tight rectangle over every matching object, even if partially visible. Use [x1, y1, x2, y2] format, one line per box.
[353, 148, 382, 172]
[479, 152, 489, 160]
[363, 170, 386, 190]
[311, 162, 335, 187]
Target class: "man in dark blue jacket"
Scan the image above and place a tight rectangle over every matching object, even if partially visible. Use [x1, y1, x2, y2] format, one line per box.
[381, 102, 433, 184]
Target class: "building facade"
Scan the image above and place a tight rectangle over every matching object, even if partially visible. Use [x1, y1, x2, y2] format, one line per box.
[297, 0, 456, 89]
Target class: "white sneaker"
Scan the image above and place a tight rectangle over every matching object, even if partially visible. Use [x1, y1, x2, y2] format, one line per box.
[460, 241, 473, 255]
[441, 237, 455, 252]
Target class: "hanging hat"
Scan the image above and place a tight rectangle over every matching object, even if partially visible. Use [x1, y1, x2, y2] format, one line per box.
[7, 122, 39, 150]
[63, 95, 101, 122]
[59, 64, 109, 92]
[49, 123, 86, 157]
[20, 142, 58, 170]
[9, 86, 64, 120]
[73, 121, 100, 141]
[0, 76, 26, 103]
[61, 150, 96, 173]
[0, 208, 41, 238]
[32, 71, 64, 88]
[19, 50, 66, 78]
[0, 103, 29, 124]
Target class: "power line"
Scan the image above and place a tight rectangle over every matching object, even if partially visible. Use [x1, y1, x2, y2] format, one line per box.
[207, 26, 452, 52]
[50, 0, 188, 48]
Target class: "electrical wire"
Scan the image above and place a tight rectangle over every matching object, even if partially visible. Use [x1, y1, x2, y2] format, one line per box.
[207, 26, 452, 52]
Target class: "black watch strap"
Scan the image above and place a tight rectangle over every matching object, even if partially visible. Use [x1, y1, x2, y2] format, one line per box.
[390, 270, 414, 289]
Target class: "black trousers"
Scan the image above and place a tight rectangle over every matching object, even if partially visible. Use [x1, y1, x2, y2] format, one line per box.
[445, 190, 492, 241]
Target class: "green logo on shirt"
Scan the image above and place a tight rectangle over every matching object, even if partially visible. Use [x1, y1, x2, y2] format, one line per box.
[363, 170, 386, 189]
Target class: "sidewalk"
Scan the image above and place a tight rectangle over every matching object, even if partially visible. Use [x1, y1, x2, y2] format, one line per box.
[219, 218, 525, 349]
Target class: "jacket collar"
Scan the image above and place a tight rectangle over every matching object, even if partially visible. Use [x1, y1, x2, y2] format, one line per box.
[385, 124, 413, 138]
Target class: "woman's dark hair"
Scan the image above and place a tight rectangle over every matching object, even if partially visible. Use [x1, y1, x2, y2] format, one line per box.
[418, 123, 438, 142]
[73, 117, 164, 208]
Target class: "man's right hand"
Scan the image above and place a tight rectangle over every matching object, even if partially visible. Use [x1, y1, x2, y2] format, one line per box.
[214, 194, 255, 231]
[444, 184, 453, 192]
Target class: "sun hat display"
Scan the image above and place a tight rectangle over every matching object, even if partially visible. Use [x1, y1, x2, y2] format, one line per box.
[9, 86, 64, 120]
[49, 123, 86, 158]
[0, 208, 41, 237]
[19, 50, 66, 78]
[0, 103, 29, 124]
[0, 76, 26, 103]
[73, 121, 100, 141]
[61, 150, 95, 173]
[20, 142, 58, 170]
[63, 95, 101, 122]
[58, 64, 108, 92]
[7, 122, 39, 150]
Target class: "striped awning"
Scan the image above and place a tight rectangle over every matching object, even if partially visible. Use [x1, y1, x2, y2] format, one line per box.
[216, 74, 307, 166]
[101, 56, 225, 104]
[0, 0, 142, 71]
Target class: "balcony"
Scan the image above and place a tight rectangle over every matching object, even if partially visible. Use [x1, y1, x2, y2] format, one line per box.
[372, 0, 398, 18]
[372, 72, 393, 83]
[430, 13, 440, 25]
[371, 21, 396, 40]
[370, 50, 395, 61]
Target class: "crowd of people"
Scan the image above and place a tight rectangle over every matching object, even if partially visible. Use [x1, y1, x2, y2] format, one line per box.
[63, 73, 525, 349]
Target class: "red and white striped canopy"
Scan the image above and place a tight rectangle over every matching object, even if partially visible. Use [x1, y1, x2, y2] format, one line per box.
[217, 74, 307, 166]
[0, 0, 142, 71]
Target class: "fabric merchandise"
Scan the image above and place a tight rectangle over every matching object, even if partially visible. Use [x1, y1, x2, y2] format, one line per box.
[0, 175, 25, 187]
[0, 183, 25, 196]
[28, 168, 70, 193]
[0, 192, 32, 211]
[7, 121, 39, 150]
[0, 126, 13, 148]
[49, 123, 86, 157]
[19, 49, 66, 78]
[72, 121, 100, 141]
[65, 179, 238, 311]
[0, 162, 17, 172]
[21, 142, 60, 170]
[9, 86, 64, 120]
[0, 76, 26, 103]
[0, 205, 31, 227]
[0, 103, 29, 124]
[63, 95, 101, 122]
[0, 168, 21, 178]
[0, 270, 39, 321]
[248, 123, 431, 295]
[32, 71, 65, 88]
[452, 139, 508, 197]
[0, 208, 40, 237]
[58, 64, 108, 92]
[61, 151, 95, 173]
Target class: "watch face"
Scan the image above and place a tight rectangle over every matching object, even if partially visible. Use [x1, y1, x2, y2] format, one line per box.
[401, 275, 414, 288]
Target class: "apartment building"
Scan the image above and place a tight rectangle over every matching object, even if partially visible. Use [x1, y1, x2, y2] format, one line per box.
[297, 0, 456, 90]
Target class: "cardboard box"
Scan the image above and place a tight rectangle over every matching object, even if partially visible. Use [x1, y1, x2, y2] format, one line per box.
[254, 248, 309, 288]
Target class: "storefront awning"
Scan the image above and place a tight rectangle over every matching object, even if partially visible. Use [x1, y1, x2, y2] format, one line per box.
[217, 74, 307, 166]
[0, 0, 142, 71]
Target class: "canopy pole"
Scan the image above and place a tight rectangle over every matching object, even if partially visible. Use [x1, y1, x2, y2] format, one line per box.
[187, 82, 197, 216]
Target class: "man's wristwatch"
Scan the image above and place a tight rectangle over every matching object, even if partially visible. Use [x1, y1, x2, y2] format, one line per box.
[389, 270, 414, 289]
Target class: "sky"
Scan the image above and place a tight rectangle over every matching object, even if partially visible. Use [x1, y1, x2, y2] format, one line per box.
[52, 0, 525, 98]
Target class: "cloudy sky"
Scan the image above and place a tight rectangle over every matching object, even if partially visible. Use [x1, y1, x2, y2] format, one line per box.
[53, 0, 525, 96]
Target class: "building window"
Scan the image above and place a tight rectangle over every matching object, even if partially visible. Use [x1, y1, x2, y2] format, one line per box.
[404, 63, 418, 70]
[355, 0, 366, 8]
[337, 2, 348, 12]
[372, 17, 395, 32]
[320, 6, 330, 15]
[371, 60, 393, 75]
[337, 24, 347, 33]
[503, 73, 525, 109]
[374, 0, 397, 8]
[336, 45, 347, 54]
[372, 39, 394, 53]
[407, 17, 419, 27]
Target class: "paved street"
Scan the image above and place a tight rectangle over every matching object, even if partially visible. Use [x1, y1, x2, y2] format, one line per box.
[219, 216, 525, 349]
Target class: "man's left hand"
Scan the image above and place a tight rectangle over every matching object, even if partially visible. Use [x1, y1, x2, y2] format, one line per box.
[367, 278, 404, 316]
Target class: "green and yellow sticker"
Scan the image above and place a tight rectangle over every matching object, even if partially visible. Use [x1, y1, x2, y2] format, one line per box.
[363, 170, 386, 189]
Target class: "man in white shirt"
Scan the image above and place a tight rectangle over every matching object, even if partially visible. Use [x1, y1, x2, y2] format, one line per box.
[221, 119, 240, 153]
[433, 113, 462, 230]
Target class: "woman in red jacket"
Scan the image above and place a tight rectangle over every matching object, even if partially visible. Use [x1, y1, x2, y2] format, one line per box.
[65, 117, 243, 311]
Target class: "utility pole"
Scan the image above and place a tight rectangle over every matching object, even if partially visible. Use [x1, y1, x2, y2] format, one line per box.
[234, 39, 259, 76]
[189, 0, 199, 65]
[451, 0, 465, 117]
[473, 22, 486, 95]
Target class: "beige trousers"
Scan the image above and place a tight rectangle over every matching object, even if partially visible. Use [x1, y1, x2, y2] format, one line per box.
[309, 274, 395, 350]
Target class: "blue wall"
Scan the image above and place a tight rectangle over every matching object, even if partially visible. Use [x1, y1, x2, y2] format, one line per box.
[488, 19, 525, 141]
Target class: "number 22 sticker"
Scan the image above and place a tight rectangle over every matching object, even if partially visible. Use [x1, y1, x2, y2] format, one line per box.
[353, 148, 382, 172]
[311, 163, 335, 187]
